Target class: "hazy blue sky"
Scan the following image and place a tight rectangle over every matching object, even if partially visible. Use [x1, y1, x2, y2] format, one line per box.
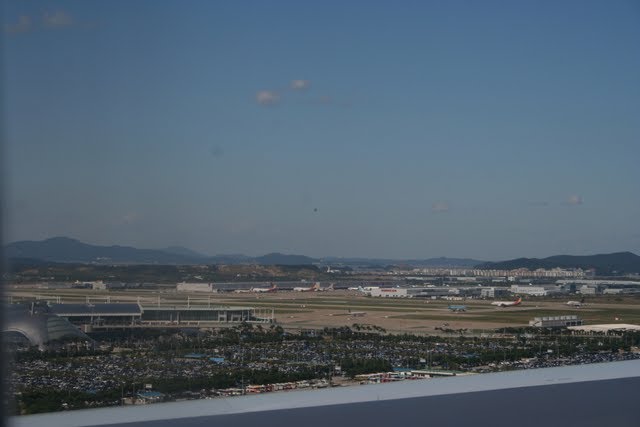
[3, 1, 640, 260]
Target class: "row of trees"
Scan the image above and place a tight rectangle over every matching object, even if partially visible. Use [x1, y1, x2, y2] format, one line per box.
[13, 366, 332, 415]
[13, 327, 640, 414]
[340, 358, 393, 378]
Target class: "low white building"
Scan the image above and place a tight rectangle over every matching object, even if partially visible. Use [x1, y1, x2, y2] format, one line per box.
[480, 287, 509, 298]
[529, 315, 582, 328]
[578, 285, 600, 295]
[369, 286, 463, 299]
[510, 284, 563, 296]
[369, 288, 408, 298]
[176, 282, 217, 293]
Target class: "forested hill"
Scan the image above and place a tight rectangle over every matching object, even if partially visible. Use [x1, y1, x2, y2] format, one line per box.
[4, 237, 317, 266]
[476, 252, 640, 275]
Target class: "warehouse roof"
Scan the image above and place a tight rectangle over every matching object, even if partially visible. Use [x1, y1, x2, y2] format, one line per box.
[50, 303, 142, 316]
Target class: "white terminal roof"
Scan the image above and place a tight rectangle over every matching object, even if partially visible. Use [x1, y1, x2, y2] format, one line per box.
[11, 359, 640, 427]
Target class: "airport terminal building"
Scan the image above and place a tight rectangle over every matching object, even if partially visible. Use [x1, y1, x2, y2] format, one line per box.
[3, 302, 273, 347]
[140, 305, 273, 324]
[4, 303, 92, 349]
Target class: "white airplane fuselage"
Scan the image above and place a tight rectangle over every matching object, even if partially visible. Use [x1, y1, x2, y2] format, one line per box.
[252, 286, 277, 293]
[293, 284, 319, 292]
[491, 297, 522, 307]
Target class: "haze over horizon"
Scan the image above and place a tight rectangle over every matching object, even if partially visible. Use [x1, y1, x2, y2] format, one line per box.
[4, 1, 640, 260]
[5, 235, 640, 264]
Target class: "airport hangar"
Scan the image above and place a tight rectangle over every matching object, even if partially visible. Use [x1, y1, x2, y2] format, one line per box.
[12, 359, 640, 427]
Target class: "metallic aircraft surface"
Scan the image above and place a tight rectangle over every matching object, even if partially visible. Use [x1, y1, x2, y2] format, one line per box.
[566, 298, 586, 307]
[251, 284, 277, 293]
[293, 283, 320, 292]
[491, 296, 522, 307]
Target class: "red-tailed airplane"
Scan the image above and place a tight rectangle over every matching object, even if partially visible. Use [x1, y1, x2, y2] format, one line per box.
[491, 296, 522, 307]
[318, 283, 334, 292]
[293, 283, 320, 292]
[251, 284, 278, 293]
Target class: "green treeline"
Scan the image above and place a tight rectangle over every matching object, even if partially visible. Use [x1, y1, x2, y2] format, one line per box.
[14, 367, 329, 415]
[340, 358, 393, 378]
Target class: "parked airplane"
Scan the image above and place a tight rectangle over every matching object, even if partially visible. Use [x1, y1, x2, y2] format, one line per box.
[448, 305, 467, 312]
[293, 283, 320, 292]
[566, 298, 585, 307]
[318, 283, 334, 292]
[349, 285, 380, 296]
[252, 284, 277, 293]
[347, 285, 378, 292]
[233, 288, 253, 294]
[491, 296, 522, 307]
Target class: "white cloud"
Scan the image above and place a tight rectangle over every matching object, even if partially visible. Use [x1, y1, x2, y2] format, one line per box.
[4, 15, 32, 34]
[567, 195, 583, 206]
[290, 79, 310, 90]
[121, 212, 140, 225]
[43, 10, 73, 28]
[256, 90, 280, 106]
[432, 201, 450, 213]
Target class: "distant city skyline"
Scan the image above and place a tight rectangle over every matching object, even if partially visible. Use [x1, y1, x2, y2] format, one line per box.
[3, 1, 640, 260]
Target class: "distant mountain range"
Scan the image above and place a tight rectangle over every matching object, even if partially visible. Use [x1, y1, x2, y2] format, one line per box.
[254, 253, 316, 265]
[320, 256, 483, 268]
[6, 237, 202, 265]
[4, 237, 483, 267]
[6, 237, 638, 274]
[476, 252, 640, 275]
[4, 237, 314, 266]
[161, 246, 209, 259]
